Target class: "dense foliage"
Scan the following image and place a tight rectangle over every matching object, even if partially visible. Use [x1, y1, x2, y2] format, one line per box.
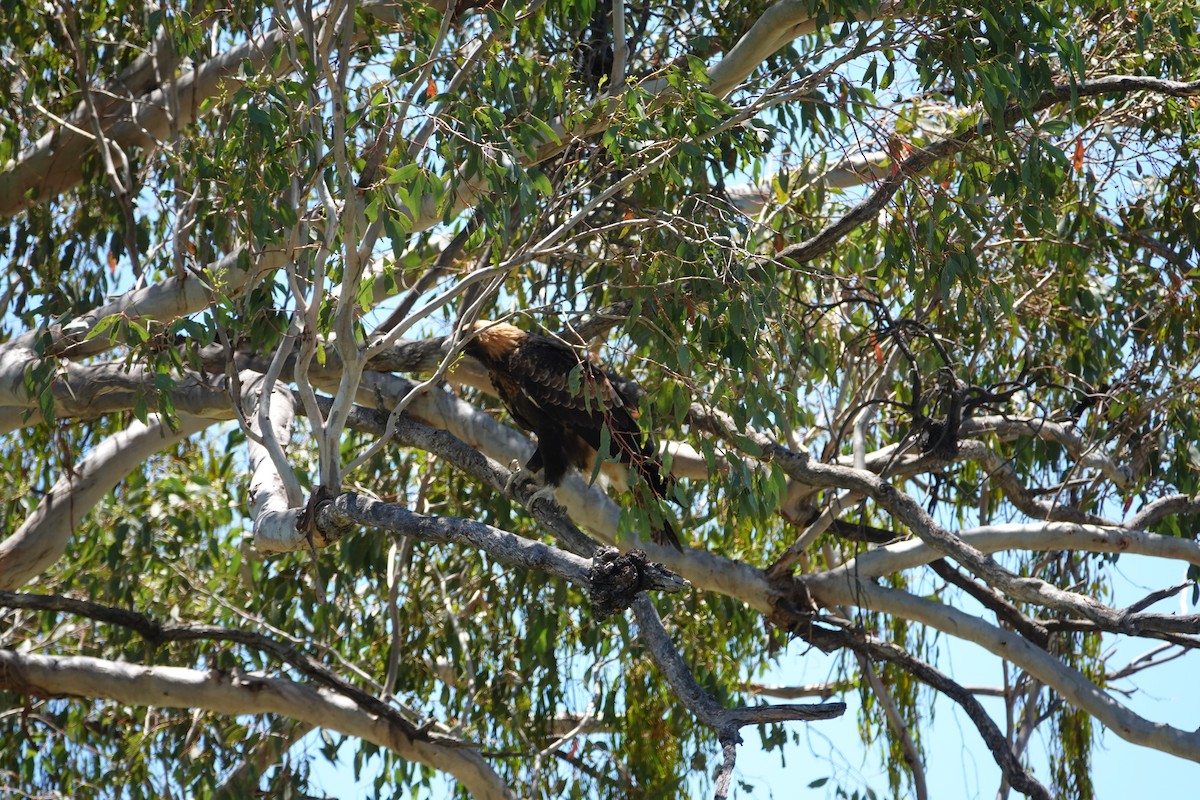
[1, 1, 1199, 798]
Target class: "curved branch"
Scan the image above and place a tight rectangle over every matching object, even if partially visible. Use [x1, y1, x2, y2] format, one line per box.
[244, 371, 307, 552]
[962, 415, 1132, 489]
[802, 578, 1200, 762]
[705, 0, 905, 98]
[777, 75, 1200, 265]
[1126, 493, 1200, 530]
[0, 589, 429, 743]
[0, 648, 515, 800]
[957, 440, 1113, 525]
[632, 596, 845, 731]
[820, 522, 1200, 581]
[0, 412, 213, 590]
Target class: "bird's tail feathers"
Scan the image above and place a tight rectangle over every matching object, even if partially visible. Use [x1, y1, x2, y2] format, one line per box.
[628, 466, 683, 551]
[655, 517, 683, 551]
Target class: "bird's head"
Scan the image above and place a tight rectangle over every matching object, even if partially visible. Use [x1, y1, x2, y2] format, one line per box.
[463, 320, 526, 362]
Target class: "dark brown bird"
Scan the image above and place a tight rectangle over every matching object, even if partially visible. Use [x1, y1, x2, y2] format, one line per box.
[463, 320, 681, 550]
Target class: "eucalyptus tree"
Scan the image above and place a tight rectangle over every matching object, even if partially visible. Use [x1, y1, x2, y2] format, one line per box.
[2, 1, 1199, 798]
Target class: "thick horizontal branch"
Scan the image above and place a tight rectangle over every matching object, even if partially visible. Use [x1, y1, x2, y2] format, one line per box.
[321, 493, 593, 583]
[0, 648, 514, 800]
[0, 363, 232, 433]
[743, 681, 850, 699]
[316, 493, 688, 617]
[822, 523, 1200, 638]
[0, 589, 429, 743]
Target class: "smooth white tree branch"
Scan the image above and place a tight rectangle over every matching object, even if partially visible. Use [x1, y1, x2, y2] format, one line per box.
[805, 578, 1200, 762]
[0, 648, 515, 800]
[244, 370, 307, 554]
[726, 151, 894, 215]
[818, 522, 1200, 582]
[0, 249, 259, 382]
[702, 0, 906, 98]
[0, 413, 213, 589]
[610, 0, 628, 91]
[0, 363, 231, 433]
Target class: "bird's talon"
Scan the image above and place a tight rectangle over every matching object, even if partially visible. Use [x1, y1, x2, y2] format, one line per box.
[527, 484, 559, 508]
[504, 467, 528, 495]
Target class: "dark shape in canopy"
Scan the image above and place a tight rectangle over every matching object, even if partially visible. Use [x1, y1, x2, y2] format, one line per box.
[463, 321, 681, 550]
